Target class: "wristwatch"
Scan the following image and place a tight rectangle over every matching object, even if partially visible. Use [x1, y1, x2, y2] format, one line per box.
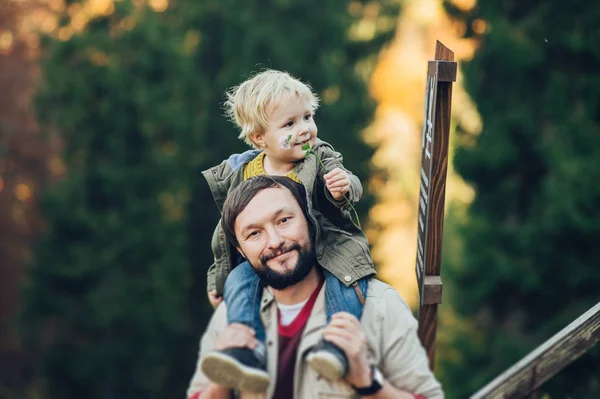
[352, 366, 384, 396]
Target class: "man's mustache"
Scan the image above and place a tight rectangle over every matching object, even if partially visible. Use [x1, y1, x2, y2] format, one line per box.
[260, 243, 302, 265]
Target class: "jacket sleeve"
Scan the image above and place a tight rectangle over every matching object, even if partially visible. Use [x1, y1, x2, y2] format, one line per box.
[186, 304, 228, 398]
[314, 145, 363, 208]
[201, 160, 230, 213]
[206, 262, 217, 294]
[208, 221, 227, 296]
[379, 288, 444, 399]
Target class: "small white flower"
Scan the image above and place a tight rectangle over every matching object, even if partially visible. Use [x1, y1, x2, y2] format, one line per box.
[279, 134, 292, 150]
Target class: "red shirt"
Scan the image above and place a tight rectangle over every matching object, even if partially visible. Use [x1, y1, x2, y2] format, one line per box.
[272, 278, 324, 399]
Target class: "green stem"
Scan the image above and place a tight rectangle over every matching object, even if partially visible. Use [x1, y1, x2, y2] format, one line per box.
[309, 149, 362, 230]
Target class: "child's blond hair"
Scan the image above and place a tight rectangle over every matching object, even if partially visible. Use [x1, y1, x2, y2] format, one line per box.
[224, 69, 320, 148]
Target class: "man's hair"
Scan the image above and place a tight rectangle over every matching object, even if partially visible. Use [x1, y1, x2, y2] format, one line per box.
[222, 175, 313, 248]
[224, 69, 320, 148]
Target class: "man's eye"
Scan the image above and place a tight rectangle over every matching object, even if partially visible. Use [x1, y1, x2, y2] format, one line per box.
[247, 231, 260, 239]
[279, 217, 291, 224]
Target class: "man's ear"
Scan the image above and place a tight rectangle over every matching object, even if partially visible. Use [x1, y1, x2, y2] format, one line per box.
[249, 132, 265, 148]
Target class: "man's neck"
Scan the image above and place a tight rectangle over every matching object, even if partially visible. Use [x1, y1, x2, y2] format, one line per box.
[271, 267, 322, 305]
[263, 154, 295, 176]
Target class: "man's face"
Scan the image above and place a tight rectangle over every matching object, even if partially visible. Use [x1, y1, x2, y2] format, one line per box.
[234, 186, 315, 289]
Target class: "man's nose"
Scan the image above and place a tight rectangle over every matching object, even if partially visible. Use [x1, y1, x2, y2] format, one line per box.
[266, 227, 285, 249]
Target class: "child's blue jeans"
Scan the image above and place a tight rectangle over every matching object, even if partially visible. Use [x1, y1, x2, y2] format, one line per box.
[223, 260, 369, 343]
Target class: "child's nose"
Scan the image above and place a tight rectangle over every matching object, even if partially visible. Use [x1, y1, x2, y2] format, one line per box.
[298, 123, 311, 136]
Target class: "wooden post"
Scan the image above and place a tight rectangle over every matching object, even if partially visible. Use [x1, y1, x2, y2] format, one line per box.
[416, 41, 457, 370]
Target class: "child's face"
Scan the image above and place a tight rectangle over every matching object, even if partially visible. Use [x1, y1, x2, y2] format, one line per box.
[252, 94, 318, 163]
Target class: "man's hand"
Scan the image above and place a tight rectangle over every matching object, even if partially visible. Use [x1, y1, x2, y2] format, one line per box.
[324, 168, 350, 201]
[208, 290, 223, 309]
[214, 323, 259, 351]
[193, 324, 258, 399]
[322, 312, 372, 388]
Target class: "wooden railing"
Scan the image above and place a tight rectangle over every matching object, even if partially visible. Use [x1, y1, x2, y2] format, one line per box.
[470, 301, 600, 399]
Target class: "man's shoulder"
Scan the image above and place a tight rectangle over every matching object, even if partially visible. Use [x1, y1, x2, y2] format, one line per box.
[365, 279, 413, 316]
[366, 278, 402, 299]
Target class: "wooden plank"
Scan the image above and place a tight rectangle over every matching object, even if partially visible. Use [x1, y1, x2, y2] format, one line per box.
[418, 304, 438, 369]
[415, 44, 455, 304]
[428, 60, 457, 82]
[435, 40, 454, 61]
[425, 43, 453, 280]
[471, 302, 600, 399]
[422, 275, 442, 305]
[424, 64, 451, 279]
[416, 41, 456, 371]
[415, 62, 438, 300]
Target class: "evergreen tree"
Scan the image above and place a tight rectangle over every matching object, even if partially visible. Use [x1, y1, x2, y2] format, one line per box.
[0, 1, 51, 397]
[441, 0, 600, 397]
[23, 1, 397, 397]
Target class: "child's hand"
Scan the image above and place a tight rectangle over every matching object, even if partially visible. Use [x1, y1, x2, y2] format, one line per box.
[208, 290, 223, 309]
[324, 168, 350, 201]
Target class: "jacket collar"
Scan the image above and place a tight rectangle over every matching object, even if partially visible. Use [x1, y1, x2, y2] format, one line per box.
[226, 149, 261, 172]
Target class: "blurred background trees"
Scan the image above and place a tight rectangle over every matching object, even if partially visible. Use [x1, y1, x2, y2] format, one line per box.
[0, 0, 54, 396]
[439, 0, 600, 397]
[1, 0, 599, 398]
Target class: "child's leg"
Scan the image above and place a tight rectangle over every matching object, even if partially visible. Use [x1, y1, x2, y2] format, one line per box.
[223, 260, 266, 342]
[202, 260, 269, 393]
[323, 271, 368, 322]
[306, 270, 369, 381]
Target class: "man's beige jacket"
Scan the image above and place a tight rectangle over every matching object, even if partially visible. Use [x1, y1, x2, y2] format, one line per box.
[187, 279, 444, 399]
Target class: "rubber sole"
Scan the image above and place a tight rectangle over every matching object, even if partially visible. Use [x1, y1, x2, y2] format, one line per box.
[201, 352, 270, 393]
[305, 351, 345, 381]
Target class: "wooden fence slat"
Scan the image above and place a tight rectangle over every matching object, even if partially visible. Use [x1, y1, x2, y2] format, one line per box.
[471, 301, 600, 399]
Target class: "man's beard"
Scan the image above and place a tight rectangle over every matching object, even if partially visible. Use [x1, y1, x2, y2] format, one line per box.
[252, 242, 316, 290]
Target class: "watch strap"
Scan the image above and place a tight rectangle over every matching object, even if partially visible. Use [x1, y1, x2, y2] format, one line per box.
[352, 367, 383, 396]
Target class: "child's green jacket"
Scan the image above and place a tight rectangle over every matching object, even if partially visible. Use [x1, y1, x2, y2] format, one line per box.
[202, 139, 376, 295]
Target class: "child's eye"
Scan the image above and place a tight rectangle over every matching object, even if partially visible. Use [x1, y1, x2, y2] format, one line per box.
[284, 121, 294, 128]
[304, 113, 312, 121]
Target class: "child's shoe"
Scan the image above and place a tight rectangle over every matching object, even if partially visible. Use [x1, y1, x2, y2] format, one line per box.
[201, 346, 269, 393]
[305, 340, 349, 381]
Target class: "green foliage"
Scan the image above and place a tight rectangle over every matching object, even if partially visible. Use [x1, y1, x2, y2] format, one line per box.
[441, 0, 600, 397]
[22, 1, 397, 398]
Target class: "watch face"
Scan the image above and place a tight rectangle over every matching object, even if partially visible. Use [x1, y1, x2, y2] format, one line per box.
[373, 368, 384, 385]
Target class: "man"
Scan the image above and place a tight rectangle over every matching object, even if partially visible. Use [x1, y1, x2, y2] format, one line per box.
[187, 176, 443, 399]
